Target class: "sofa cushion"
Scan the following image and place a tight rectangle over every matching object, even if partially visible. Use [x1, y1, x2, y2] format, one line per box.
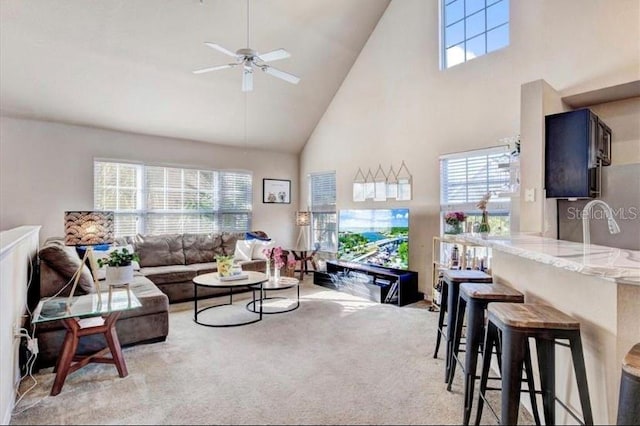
[183, 233, 219, 264]
[186, 262, 218, 275]
[39, 239, 95, 294]
[35, 275, 168, 332]
[138, 265, 196, 285]
[220, 232, 245, 256]
[134, 234, 185, 267]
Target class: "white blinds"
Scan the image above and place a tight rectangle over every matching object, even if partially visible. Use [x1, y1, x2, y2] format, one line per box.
[310, 172, 336, 213]
[309, 172, 337, 252]
[94, 162, 142, 236]
[94, 160, 252, 236]
[440, 147, 510, 212]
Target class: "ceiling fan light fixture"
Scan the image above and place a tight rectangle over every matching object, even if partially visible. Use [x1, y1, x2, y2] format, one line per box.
[192, 1, 299, 91]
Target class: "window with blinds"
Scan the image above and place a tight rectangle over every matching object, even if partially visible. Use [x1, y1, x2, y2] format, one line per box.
[439, 146, 511, 233]
[95, 160, 252, 236]
[309, 172, 337, 252]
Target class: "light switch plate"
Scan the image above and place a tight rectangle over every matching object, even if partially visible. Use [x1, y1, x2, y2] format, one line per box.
[525, 188, 535, 202]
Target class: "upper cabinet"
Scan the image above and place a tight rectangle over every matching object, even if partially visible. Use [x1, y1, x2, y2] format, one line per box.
[545, 108, 612, 199]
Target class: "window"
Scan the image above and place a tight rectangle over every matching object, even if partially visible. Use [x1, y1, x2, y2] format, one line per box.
[309, 172, 337, 252]
[442, 0, 509, 68]
[95, 160, 252, 237]
[439, 146, 511, 235]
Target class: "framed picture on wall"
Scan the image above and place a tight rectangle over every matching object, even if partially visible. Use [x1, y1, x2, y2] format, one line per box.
[263, 178, 291, 204]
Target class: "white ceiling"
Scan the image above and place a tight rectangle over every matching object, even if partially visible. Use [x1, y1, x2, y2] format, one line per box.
[0, 0, 390, 153]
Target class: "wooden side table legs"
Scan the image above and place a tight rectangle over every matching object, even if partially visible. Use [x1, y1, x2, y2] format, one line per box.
[50, 312, 128, 396]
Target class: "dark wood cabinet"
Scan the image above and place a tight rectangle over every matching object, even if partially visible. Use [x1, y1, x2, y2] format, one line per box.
[545, 108, 612, 198]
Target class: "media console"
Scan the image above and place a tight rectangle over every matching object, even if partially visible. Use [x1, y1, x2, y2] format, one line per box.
[313, 260, 423, 307]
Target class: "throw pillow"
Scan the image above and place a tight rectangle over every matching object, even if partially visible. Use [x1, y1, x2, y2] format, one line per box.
[39, 240, 95, 294]
[252, 240, 276, 260]
[233, 240, 255, 262]
[245, 231, 271, 241]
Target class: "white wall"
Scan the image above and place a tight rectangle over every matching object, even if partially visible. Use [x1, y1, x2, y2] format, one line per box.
[0, 117, 299, 246]
[0, 226, 39, 425]
[300, 0, 640, 294]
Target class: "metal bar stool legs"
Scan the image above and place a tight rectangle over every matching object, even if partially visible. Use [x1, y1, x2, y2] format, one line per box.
[477, 303, 594, 426]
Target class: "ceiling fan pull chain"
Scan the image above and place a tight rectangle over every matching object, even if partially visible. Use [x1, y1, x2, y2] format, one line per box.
[246, 0, 250, 48]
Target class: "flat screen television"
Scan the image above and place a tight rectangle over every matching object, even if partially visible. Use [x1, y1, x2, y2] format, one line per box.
[337, 208, 409, 270]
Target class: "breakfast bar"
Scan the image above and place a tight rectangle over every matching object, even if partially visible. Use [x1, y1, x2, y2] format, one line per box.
[456, 233, 640, 424]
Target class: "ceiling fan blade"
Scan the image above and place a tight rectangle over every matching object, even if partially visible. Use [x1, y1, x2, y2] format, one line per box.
[257, 48, 291, 62]
[192, 64, 236, 74]
[242, 69, 253, 92]
[261, 66, 300, 85]
[204, 42, 238, 58]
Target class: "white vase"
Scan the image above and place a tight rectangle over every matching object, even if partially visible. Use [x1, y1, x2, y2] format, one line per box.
[106, 264, 134, 285]
[274, 267, 280, 281]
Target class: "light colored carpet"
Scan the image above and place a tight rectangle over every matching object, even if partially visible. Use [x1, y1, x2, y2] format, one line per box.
[11, 279, 532, 425]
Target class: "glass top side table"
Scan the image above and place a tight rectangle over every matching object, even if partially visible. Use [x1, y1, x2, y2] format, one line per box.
[32, 288, 141, 395]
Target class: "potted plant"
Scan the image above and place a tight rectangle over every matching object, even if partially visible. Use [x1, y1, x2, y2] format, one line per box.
[97, 247, 140, 285]
[215, 254, 235, 277]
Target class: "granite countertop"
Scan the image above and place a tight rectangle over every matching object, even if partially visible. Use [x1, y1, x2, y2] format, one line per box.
[453, 233, 640, 285]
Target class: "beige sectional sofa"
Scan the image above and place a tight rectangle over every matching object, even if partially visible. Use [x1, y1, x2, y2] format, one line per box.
[33, 231, 268, 368]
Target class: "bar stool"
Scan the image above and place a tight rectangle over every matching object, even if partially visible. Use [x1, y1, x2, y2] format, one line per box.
[433, 269, 492, 383]
[477, 303, 594, 425]
[617, 342, 640, 425]
[447, 283, 541, 425]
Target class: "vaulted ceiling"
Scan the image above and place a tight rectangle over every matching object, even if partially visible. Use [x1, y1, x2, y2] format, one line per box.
[0, 0, 390, 153]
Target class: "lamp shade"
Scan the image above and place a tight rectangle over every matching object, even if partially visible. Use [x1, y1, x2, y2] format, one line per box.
[64, 211, 115, 246]
[296, 211, 311, 226]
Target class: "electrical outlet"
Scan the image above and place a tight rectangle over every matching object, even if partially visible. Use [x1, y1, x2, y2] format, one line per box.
[525, 188, 536, 202]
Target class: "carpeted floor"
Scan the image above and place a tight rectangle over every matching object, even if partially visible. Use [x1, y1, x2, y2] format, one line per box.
[11, 279, 532, 425]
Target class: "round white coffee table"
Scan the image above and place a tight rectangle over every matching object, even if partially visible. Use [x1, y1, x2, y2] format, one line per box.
[246, 276, 300, 314]
[192, 271, 268, 327]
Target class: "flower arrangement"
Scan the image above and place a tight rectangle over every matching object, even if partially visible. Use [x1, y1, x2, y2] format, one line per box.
[215, 254, 235, 277]
[444, 211, 466, 234]
[476, 192, 492, 212]
[444, 211, 467, 226]
[262, 246, 286, 269]
[476, 192, 492, 233]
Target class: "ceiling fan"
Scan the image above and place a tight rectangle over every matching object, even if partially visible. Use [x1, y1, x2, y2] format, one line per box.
[192, 43, 300, 92]
[193, 0, 299, 92]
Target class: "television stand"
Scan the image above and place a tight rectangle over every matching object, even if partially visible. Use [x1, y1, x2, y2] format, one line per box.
[313, 260, 422, 306]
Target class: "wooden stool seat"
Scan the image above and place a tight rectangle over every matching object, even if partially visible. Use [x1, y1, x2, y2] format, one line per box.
[622, 343, 640, 377]
[442, 269, 493, 283]
[460, 283, 523, 302]
[488, 303, 580, 330]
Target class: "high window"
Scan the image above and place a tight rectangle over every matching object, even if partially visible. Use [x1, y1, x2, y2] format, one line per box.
[309, 171, 337, 252]
[94, 160, 252, 236]
[439, 146, 511, 235]
[441, 0, 510, 69]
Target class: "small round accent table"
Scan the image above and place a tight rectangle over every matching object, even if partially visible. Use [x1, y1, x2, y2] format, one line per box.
[246, 276, 300, 314]
[192, 271, 268, 327]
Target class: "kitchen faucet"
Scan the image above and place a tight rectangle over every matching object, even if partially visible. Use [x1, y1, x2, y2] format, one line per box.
[581, 199, 621, 245]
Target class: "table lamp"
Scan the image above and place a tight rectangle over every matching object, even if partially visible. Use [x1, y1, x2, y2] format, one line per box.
[64, 211, 114, 303]
[295, 211, 310, 251]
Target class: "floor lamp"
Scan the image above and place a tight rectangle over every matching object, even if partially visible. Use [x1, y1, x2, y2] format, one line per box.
[64, 211, 115, 305]
[295, 211, 310, 251]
